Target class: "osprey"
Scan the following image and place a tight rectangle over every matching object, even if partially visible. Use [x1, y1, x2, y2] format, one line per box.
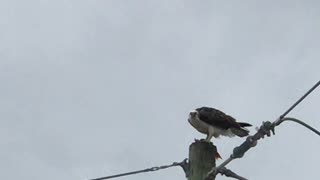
[188, 107, 252, 142]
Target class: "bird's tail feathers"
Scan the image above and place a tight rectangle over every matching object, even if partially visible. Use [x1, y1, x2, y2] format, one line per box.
[238, 122, 252, 127]
[230, 127, 249, 137]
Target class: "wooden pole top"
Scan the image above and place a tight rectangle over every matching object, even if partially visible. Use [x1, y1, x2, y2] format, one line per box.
[188, 140, 217, 180]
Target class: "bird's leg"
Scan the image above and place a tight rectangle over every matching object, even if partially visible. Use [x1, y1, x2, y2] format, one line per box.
[205, 133, 213, 142]
[205, 126, 215, 142]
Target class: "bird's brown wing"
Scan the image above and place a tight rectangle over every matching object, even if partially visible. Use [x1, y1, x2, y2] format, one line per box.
[196, 107, 242, 130]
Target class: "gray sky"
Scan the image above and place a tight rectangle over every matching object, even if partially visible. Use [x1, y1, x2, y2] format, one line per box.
[1, 1, 320, 180]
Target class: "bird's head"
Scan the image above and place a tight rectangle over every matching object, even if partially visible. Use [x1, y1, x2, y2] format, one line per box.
[188, 109, 199, 122]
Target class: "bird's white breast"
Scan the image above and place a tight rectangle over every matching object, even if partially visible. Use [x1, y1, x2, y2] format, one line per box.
[188, 114, 210, 134]
[188, 114, 235, 138]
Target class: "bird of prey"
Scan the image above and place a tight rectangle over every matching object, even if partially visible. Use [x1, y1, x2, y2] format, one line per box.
[188, 107, 252, 142]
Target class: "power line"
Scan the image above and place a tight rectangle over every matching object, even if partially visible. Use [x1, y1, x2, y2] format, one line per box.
[276, 80, 320, 124]
[89, 159, 188, 180]
[217, 167, 248, 180]
[206, 80, 320, 180]
[277, 117, 320, 136]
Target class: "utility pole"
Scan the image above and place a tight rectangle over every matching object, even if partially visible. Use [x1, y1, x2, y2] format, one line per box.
[188, 140, 217, 180]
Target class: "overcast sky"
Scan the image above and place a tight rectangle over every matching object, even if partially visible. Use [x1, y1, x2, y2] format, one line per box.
[1, 1, 320, 180]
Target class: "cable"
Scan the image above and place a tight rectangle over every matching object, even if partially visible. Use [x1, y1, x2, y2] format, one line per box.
[217, 167, 248, 180]
[206, 80, 320, 180]
[275, 80, 320, 124]
[278, 117, 320, 136]
[88, 159, 188, 180]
